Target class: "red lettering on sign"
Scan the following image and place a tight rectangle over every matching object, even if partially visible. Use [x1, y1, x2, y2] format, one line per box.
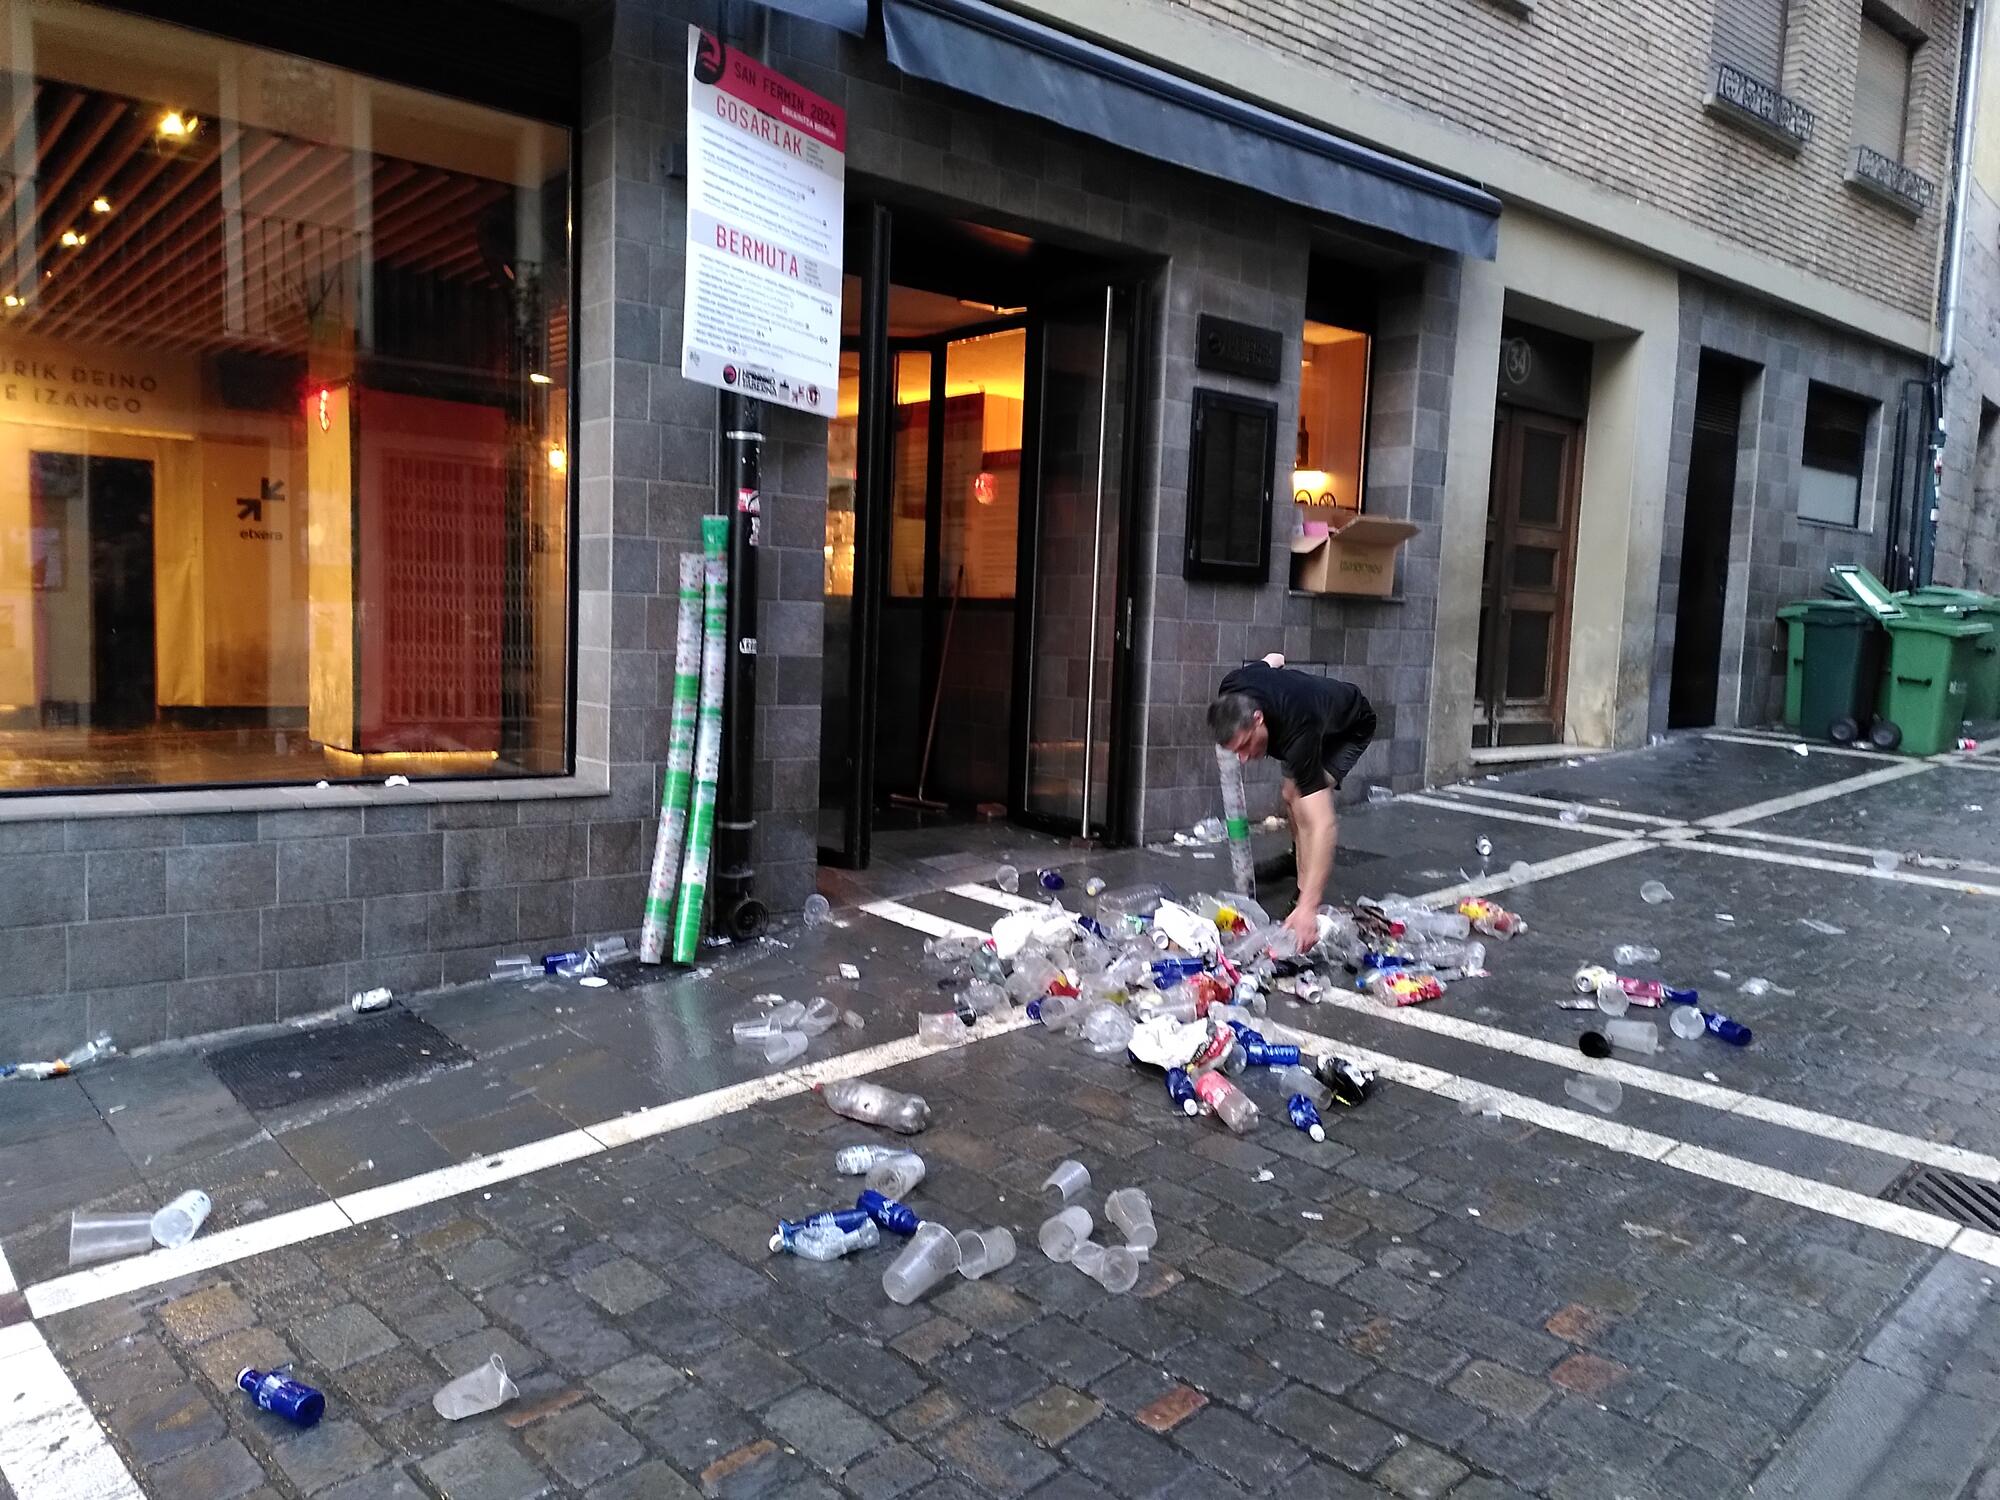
[712, 224, 802, 280]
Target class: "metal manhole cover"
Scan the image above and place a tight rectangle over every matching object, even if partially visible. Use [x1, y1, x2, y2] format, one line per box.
[1882, 1163, 2000, 1232]
[208, 1011, 470, 1112]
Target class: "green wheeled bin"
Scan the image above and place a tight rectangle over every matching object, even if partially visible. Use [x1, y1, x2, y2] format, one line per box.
[1894, 586, 2000, 723]
[1796, 600, 1883, 743]
[1874, 614, 1994, 755]
[1776, 602, 1811, 729]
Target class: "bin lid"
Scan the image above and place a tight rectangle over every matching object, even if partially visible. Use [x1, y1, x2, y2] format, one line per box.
[1882, 614, 1994, 639]
[1897, 585, 1993, 614]
[1797, 600, 1874, 627]
[1776, 601, 1813, 621]
[1827, 563, 1905, 621]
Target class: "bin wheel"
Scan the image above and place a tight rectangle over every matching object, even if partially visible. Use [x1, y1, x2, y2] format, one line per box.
[1869, 720, 1903, 752]
[1828, 717, 1859, 744]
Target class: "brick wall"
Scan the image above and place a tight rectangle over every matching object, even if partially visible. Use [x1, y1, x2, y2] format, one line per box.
[1164, 0, 1959, 322]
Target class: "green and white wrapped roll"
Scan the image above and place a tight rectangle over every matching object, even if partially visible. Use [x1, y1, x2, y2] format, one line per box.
[672, 516, 731, 963]
[1215, 743, 1256, 898]
[639, 551, 705, 963]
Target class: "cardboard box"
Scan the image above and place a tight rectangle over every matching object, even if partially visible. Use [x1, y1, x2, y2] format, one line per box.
[1290, 512, 1421, 597]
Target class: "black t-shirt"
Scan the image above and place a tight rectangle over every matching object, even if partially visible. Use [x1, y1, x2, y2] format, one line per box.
[1218, 663, 1369, 794]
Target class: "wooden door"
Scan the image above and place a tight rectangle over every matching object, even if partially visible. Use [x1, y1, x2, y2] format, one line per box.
[1475, 406, 1583, 747]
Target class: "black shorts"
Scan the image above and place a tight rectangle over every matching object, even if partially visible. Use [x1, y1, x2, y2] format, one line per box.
[1322, 703, 1376, 789]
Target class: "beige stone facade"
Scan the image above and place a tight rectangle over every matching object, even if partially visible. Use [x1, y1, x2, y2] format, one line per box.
[1164, 0, 1957, 324]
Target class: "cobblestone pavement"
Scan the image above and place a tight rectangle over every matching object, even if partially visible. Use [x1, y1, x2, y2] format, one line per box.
[6, 732, 2000, 1499]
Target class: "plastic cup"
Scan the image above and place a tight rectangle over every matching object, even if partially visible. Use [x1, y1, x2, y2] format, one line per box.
[151, 1190, 211, 1249]
[761, 1030, 809, 1066]
[1038, 1206, 1093, 1263]
[69, 1212, 156, 1267]
[433, 1354, 519, 1420]
[1595, 982, 1630, 1019]
[918, 1013, 963, 1045]
[883, 1221, 961, 1304]
[1104, 1188, 1156, 1251]
[955, 1227, 1017, 1280]
[798, 997, 840, 1036]
[1669, 1006, 1707, 1041]
[733, 1017, 775, 1045]
[803, 894, 832, 928]
[1069, 1240, 1106, 1277]
[867, 1153, 927, 1201]
[1042, 1159, 1090, 1203]
[1604, 1018, 1660, 1055]
[1090, 1245, 1140, 1294]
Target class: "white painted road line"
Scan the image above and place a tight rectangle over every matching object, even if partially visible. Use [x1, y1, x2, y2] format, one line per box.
[1443, 785, 1686, 827]
[1700, 730, 1901, 763]
[1697, 761, 1933, 829]
[859, 897, 988, 940]
[1263, 1021, 1971, 1257]
[1414, 839, 1651, 907]
[946, 883, 1047, 912]
[1398, 794, 1633, 839]
[1301, 989, 2000, 1183]
[0, 1323, 144, 1500]
[1678, 837, 2000, 898]
[338, 1130, 605, 1224]
[1706, 825, 2000, 879]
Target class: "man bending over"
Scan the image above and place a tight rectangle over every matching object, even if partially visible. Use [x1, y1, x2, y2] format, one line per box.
[1208, 654, 1376, 951]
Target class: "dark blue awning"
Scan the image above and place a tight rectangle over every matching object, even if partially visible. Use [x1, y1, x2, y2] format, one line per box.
[758, 0, 869, 36]
[881, 0, 1499, 259]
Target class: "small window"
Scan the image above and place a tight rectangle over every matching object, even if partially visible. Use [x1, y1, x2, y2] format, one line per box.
[1713, 0, 1788, 85]
[1799, 384, 1874, 528]
[1292, 320, 1371, 515]
[1185, 389, 1276, 583]
[1854, 9, 1915, 161]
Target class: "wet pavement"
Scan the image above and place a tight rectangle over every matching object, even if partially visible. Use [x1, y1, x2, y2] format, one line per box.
[6, 730, 2000, 1499]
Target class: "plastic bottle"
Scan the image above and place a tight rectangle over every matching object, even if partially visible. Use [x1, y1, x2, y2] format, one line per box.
[1612, 944, 1660, 966]
[786, 1219, 882, 1262]
[1286, 1094, 1326, 1142]
[866, 1153, 927, 1200]
[1192, 1071, 1259, 1134]
[1361, 968, 1445, 1006]
[770, 1207, 874, 1251]
[1226, 1023, 1302, 1068]
[835, 1145, 914, 1176]
[1277, 1064, 1330, 1110]
[59, 1034, 116, 1071]
[855, 1189, 922, 1236]
[238, 1368, 325, 1428]
[1165, 1068, 1202, 1117]
[1457, 898, 1526, 939]
[818, 1079, 931, 1134]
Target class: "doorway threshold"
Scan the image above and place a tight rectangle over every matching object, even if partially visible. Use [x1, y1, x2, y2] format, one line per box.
[1469, 742, 1603, 769]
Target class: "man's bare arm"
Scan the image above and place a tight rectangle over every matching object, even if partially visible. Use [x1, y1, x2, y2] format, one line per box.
[1292, 785, 1336, 912]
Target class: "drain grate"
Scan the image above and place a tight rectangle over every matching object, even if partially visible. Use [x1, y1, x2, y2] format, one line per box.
[209, 1011, 470, 1112]
[1882, 1163, 2000, 1231]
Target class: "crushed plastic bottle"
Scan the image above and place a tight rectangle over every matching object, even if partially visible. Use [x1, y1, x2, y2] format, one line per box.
[818, 1079, 931, 1134]
[835, 1145, 914, 1176]
[1361, 968, 1445, 1007]
[1039, 869, 1065, 891]
[1640, 880, 1673, 904]
[349, 987, 392, 1013]
[239, 1368, 325, 1428]
[1165, 1068, 1202, 1117]
[785, 1218, 882, 1262]
[1193, 1071, 1259, 1134]
[1287, 1094, 1326, 1141]
[1192, 816, 1227, 843]
[1612, 944, 1660, 966]
[855, 1190, 922, 1236]
[918, 1013, 964, 1045]
[1458, 897, 1525, 938]
[1079, 1005, 1137, 1054]
[1367, 785, 1394, 806]
[1084, 876, 1107, 897]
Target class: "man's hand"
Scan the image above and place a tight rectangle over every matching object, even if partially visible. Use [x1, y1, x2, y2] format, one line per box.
[1281, 902, 1319, 952]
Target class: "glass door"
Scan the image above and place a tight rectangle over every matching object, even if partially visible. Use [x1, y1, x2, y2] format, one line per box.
[1016, 284, 1133, 838]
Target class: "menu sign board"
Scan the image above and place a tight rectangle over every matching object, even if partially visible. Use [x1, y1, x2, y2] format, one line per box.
[680, 26, 845, 413]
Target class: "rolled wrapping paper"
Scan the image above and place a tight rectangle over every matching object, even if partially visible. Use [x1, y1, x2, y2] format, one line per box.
[672, 517, 730, 963]
[640, 552, 705, 963]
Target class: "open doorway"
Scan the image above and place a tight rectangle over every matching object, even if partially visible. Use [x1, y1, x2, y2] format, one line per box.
[819, 208, 1145, 869]
[1669, 352, 1751, 727]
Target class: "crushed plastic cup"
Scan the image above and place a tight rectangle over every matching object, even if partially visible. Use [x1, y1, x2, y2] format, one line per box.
[1613, 944, 1660, 966]
[995, 864, 1021, 894]
[151, 1190, 211, 1249]
[1367, 785, 1394, 806]
[1559, 802, 1588, 823]
[883, 1221, 961, 1304]
[866, 1152, 927, 1201]
[1640, 880, 1673, 905]
[803, 894, 832, 928]
[918, 1013, 963, 1045]
[797, 997, 841, 1036]
[1669, 1006, 1708, 1041]
[733, 1017, 777, 1045]
[1043, 1160, 1091, 1203]
[963, 980, 1007, 1017]
[1603, 1018, 1660, 1055]
[433, 1354, 519, 1420]
[1595, 981, 1630, 1019]
[1078, 1243, 1139, 1294]
[1738, 977, 1772, 998]
[490, 955, 535, 981]
[761, 1030, 809, 1066]
[768, 1000, 807, 1028]
[1565, 1076, 1623, 1113]
[1039, 1206, 1094, 1263]
[69, 1211, 156, 1267]
[955, 1226, 1017, 1280]
[1104, 1187, 1156, 1250]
